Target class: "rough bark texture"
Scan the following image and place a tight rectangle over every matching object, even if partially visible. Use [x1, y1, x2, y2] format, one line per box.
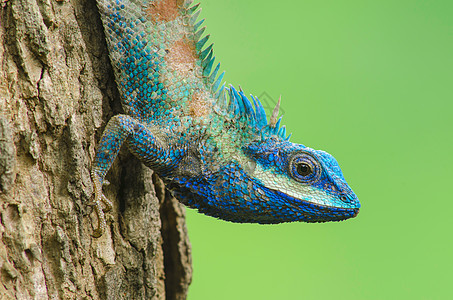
[0, 0, 192, 299]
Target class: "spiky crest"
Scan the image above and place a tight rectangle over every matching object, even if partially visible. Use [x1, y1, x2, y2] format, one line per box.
[186, 3, 290, 141]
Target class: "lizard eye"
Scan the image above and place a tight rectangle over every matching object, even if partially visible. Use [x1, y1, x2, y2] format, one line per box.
[296, 163, 312, 176]
[289, 152, 321, 183]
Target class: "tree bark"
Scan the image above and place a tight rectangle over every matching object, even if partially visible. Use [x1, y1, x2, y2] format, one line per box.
[0, 0, 192, 298]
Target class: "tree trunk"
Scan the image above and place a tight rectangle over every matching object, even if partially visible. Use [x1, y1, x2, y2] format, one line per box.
[0, 0, 192, 298]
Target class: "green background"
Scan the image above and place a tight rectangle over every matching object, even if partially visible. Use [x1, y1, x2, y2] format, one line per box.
[186, 0, 453, 299]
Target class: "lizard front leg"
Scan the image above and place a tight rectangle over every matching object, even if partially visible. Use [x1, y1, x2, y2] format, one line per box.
[91, 115, 184, 237]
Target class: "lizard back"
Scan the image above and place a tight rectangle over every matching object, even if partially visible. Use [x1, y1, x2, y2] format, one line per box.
[97, 0, 226, 137]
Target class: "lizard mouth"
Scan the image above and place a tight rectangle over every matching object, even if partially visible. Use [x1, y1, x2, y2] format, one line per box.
[266, 188, 360, 223]
[306, 207, 360, 223]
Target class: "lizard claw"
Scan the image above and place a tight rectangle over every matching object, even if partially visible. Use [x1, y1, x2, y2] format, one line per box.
[101, 194, 113, 212]
[90, 172, 113, 238]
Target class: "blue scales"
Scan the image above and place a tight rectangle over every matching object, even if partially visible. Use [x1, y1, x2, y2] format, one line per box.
[90, 0, 360, 237]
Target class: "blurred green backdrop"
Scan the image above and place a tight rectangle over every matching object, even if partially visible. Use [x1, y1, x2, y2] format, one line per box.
[185, 0, 453, 299]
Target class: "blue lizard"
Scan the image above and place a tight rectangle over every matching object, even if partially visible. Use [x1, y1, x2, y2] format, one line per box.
[91, 0, 360, 237]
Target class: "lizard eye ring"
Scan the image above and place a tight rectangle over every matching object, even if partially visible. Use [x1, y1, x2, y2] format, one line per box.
[289, 152, 321, 183]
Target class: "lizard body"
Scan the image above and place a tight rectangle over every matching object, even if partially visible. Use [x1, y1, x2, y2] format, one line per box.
[91, 0, 360, 237]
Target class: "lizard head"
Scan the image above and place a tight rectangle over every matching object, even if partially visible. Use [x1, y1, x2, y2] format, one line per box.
[170, 87, 359, 224]
[241, 137, 360, 223]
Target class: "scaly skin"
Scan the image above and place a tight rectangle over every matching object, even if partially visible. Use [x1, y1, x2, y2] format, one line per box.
[91, 0, 360, 237]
